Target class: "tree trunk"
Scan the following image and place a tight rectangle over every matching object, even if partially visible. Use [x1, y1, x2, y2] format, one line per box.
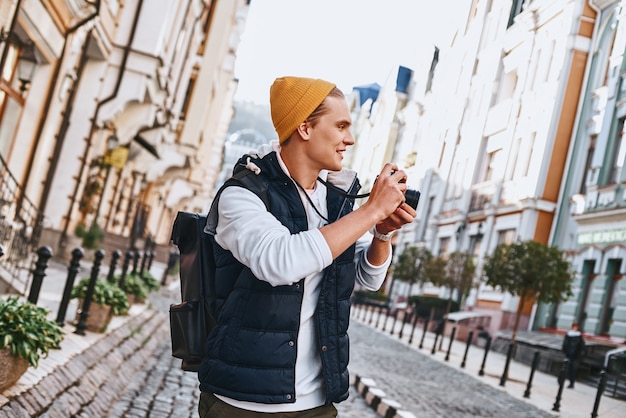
[438, 291, 453, 350]
[511, 291, 526, 343]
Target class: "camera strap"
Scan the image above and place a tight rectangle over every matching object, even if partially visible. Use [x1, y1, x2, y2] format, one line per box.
[316, 177, 371, 199]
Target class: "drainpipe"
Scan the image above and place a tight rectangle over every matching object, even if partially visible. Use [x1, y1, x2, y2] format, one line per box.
[58, 0, 145, 255]
[23, 0, 101, 243]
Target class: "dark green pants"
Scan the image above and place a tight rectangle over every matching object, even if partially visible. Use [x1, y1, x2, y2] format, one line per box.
[198, 392, 338, 418]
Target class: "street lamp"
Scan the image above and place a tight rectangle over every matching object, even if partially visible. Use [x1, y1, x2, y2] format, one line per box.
[16, 42, 38, 94]
[0, 29, 39, 95]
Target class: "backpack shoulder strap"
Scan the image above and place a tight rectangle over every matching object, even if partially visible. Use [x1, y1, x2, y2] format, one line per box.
[205, 169, 270, 235]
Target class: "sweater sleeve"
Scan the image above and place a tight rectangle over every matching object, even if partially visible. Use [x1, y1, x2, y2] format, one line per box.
[215, 186, 333, 286]
[353, 231, 391, 291]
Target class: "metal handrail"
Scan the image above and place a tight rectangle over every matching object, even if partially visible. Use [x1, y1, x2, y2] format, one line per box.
[0, 153, 44, 292]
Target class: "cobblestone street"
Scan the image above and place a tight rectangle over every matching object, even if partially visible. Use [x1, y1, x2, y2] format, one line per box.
[97, 287, 553, 417]
[103, 288, 377, 418]
[4, 265, 621, 418]
[348, 321, 552, 418]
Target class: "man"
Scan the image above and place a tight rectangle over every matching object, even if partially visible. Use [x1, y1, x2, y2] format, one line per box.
[197, 76, 416, 417]
[562, 322, 586, 388]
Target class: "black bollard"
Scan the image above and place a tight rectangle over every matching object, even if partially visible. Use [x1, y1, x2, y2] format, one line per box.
[431, 329, 440, 355]
[419, 315, 430, 349]
[161, 250, 178, 285]
[107, 249, 122, 283]
[74, 249, 105, 336]
[445, 327, 457, 361]
[408, 313, 420, 345]
[131, 250, 140, 275]
[500, 342, 516, 386]
[590, 369, 607, 418]
[374, 305, 382, 328]
[399, 311, 409, 339]
[28, 246, 53, 304]
[56, 248, 84, 325]
[552, 358, 568, 412]
[390, 309, 400, 336]
[147, 250, 155, 271]
[461, 331, 474, 368]
[382, 306, 390, 332]
[140, 250, 148, 275]
[118, 250, 133, 289]
[524, 351, 541, 398]
[479, 336, 492, 376]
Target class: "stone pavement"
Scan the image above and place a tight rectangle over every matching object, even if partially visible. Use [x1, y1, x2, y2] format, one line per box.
[0, 260, 377, 417]
[2, 256, 624, 417]
[348, 305, 626, 418]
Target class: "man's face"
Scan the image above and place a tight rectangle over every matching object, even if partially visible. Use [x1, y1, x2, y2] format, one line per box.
[306, 96, 354, 172]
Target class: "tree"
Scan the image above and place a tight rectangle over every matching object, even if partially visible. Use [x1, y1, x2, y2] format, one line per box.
[443, 251, 477, 308]
[392, 246, 433, 302]
[482, 240, 574, 342]
[424, 252, 475, 348]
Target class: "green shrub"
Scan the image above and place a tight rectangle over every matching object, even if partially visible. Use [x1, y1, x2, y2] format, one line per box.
[407, 295, 460, 319]
[0, 296, 64, 367]
[118, 273, 149, 300]
[139, 270, 160, 292]
[353, 289, 388, 304]
[71, 278, 129, 315]
[75, 222, 104, 249]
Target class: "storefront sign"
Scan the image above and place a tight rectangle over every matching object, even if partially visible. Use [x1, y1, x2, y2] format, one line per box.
[577, 229, 626, 246]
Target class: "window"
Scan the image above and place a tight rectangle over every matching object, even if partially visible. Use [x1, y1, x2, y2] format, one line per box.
[483, 149, 500, 182]
[438, 237, 450, 257]
[507, 0, 527, 28]
[497, 229, 516, 245]
[180, 74, 196, 121]
[0, 41, 26, 159]
[579, 136, 595, 194]
[425, 46, 439, 94]
[607, 119, 624, 185]
[513, 132, 535, 179]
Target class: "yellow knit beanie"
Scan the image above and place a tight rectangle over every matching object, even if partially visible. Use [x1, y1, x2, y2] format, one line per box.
[270, 76, 336, 143]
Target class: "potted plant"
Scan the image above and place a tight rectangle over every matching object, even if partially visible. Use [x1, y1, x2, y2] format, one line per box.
[118, 273, 149, 304]
[140, 270, 160, 292]
[74, 222, 104, 250]
[71, 278, 129, 332]
[0, 296, 64, 391]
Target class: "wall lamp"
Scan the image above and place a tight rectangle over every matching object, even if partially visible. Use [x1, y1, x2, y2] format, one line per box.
[0, 28, 39, 95]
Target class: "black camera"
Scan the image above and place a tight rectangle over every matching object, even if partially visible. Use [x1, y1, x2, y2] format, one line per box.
[404, 188, 421, 210]
[393, 171, 420, 210]
[376, 171, 421, 210]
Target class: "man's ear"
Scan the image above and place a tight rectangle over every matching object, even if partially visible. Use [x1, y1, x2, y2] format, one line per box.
[296, 121, 310, 140]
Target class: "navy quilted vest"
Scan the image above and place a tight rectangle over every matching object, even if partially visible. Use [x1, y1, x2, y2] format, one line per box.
[198, 151, 359, 405]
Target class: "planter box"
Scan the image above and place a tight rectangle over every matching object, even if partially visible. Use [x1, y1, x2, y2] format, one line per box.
[0, 347, 29, 391]
[75, 301, 113, 333]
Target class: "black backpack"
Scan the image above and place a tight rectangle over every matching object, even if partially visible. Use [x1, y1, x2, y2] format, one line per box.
[169, 168, 269, 372]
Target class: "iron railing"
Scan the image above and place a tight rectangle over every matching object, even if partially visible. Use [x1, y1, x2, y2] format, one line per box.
[0, 153, 43, 292]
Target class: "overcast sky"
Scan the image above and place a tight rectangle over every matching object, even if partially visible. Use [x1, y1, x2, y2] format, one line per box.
[233, 0, 467, 104]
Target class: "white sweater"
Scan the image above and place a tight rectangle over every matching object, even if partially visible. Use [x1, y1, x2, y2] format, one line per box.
[214, 148, 389, 412]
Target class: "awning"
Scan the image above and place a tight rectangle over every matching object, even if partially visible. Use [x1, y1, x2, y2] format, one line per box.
[133, 134, 160, 159]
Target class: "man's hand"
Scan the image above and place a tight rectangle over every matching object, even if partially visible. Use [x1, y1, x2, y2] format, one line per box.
[374, 202, 417, 235]
[363, 164, 410, 223]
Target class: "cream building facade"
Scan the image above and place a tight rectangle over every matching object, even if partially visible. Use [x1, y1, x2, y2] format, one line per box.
[0, 0, 249, 290]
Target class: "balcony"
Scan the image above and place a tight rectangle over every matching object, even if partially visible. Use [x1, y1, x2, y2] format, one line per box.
[469, 182, 496, 212]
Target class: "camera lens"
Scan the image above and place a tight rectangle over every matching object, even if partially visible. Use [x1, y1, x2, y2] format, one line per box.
[405, 189, 420, 210]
